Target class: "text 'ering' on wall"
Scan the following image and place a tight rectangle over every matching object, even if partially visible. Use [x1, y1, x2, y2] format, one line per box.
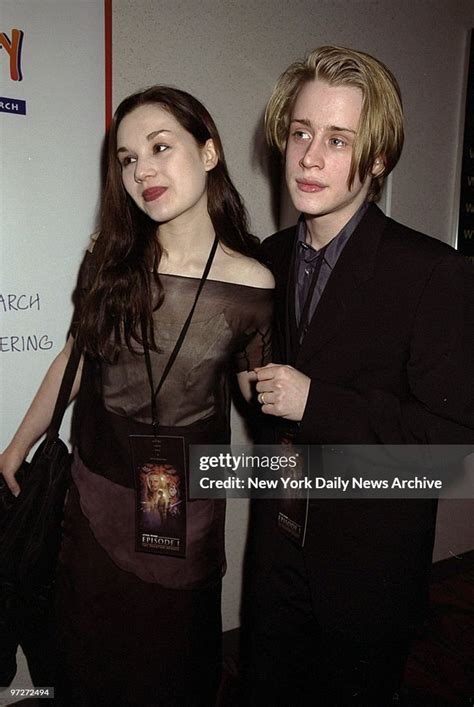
[0, 294, 54, 353]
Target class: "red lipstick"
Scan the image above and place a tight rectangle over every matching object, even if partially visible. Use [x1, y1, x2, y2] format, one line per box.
[143, 187, 167, 202]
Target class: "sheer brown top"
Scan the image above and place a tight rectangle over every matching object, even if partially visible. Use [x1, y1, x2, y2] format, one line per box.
[73, 251, 273, 487]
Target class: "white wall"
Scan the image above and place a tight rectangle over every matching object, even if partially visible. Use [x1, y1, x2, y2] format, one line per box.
[114, 0, 474, 629]
[0, 0, 105, 449]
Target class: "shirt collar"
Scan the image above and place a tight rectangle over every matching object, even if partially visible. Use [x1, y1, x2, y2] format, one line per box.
[296, 202, 369, 269]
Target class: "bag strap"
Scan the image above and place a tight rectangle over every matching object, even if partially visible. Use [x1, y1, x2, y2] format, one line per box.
[46, 342, 82, 442]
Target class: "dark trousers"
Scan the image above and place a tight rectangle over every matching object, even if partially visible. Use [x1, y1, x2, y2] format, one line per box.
[240, 533, 410, 706]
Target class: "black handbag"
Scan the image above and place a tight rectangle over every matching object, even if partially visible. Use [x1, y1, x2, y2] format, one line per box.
[0, 344, 81, 686]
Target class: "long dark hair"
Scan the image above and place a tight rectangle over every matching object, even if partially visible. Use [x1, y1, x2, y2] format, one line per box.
[77, 86, 258, 360]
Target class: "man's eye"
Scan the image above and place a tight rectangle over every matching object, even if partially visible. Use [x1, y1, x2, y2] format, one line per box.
[330, 137, 346, 147]
[292, 130, 311, 141]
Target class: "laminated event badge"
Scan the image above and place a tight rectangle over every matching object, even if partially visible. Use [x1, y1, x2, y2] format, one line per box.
[130, 435, 187, 558]
[276, 426, 309, 547]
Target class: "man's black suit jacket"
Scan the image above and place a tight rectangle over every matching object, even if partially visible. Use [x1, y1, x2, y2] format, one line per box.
[251, 204, 474, 641]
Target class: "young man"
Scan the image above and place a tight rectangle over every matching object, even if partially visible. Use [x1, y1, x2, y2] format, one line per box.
[243, 46, 474, 705]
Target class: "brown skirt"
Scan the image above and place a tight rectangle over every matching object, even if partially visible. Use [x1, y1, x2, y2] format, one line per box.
[54, 482, 222, 706]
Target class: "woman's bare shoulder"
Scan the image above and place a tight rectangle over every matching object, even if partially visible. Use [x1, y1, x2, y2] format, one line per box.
[215, 246, 274, 289]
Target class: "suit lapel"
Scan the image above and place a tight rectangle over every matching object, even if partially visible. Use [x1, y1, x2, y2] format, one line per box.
[295, 205, 389, 368]
[269, 227, 299, 364]
[284, 240, 298, 365]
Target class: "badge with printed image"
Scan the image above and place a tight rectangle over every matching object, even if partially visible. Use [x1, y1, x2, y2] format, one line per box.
[276, 426, 309, 547]
[130, 435, 187, 558]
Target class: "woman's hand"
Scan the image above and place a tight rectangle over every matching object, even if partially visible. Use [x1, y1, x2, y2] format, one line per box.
[0, 335, 82, 498]
[0, 443, 28, 496]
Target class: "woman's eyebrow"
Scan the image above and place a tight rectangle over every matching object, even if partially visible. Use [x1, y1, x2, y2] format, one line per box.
[117, 129, 173, 154]
[146, 129, 172, 140]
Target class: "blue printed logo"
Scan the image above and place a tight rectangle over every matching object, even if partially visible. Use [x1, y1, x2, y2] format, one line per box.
[0, 96, 26, 115]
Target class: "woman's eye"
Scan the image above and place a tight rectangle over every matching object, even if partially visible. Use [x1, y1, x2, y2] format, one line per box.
[121, 156, 136, 167]
[153, 144, 168, 153]
[330, 137, 347, 147]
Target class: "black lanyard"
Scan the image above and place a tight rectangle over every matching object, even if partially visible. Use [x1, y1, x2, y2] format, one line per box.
[142, 236, 219, 433]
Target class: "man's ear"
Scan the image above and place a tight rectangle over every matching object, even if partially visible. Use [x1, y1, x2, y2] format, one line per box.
[371, 156, 385, 177]
[202, 139, 218, 172]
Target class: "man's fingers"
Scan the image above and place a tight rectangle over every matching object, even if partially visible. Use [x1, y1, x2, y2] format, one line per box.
[254, 363, 279, 371]
[261, 402, 278, 416]
[254, 363, 287, 381]
[256, 381, 273, 394]
[258, 391, 275, 405]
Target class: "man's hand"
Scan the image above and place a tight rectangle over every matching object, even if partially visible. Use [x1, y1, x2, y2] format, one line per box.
[255, 363, 311, 421]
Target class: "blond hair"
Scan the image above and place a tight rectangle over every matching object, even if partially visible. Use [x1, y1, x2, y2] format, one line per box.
[265, 45, 404, 201]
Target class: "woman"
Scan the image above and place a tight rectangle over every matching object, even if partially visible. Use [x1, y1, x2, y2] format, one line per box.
[0, 86, 273, 705]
